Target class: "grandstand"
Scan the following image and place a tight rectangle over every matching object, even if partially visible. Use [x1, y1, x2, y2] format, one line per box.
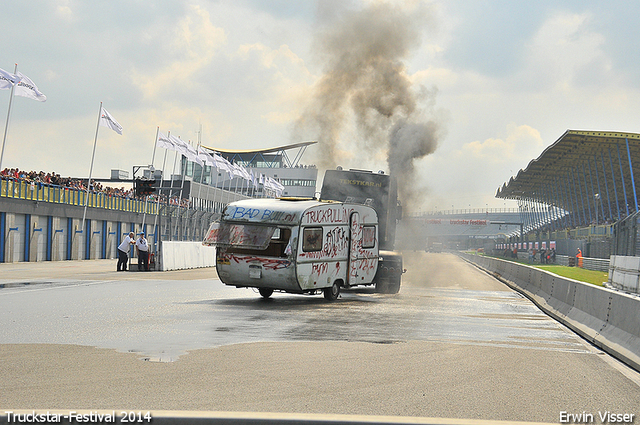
[495, 130, 640, 258]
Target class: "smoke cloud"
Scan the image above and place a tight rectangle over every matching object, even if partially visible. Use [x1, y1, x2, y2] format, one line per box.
[294, 1, 443, 211]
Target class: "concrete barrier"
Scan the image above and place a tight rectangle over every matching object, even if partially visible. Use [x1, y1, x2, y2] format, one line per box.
[460, 253, 640, 372]
[609, 255, 640, 293]
[548, 275, 575, 319]
[160, 241, 216, 271]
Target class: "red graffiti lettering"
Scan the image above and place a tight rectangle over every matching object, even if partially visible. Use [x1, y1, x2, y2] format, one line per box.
[222, 254, 291, 270]
[312, 262, 329, 276]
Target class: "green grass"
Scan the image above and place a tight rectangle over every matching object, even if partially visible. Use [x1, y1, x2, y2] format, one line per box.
[535, 265, 608, 287]
[479, 253, 608, 286]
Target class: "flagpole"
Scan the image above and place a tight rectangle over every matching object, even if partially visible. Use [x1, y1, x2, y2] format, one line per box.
[141, 126, 160, 233]
[174, 144, 187, 239]
[212, 164, 220, 212]
[169, 149, 178, 200]
[153, 131, 170, 244]
[227, 170, 233, 200]
[153, 147, 168, 230]
[82, 101, 102, 233]
[196, 144, 204, 203]
[177, 140, 187, 202]
[0, 64, 18, 173]
[174, 156, 185, 238]
[195, 126, 205, 208]
[151, 126, 159, 166]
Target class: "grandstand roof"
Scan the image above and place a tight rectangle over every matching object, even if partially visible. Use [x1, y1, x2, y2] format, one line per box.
[201, 140, 317, 168]
[497, 130, 640, 210]
[201, 141, 317, 155]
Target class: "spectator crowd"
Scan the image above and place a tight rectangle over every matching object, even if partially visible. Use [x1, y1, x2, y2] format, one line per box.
[1, 167, 190, 208]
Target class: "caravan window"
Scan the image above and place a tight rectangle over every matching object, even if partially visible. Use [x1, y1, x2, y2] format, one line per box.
[205, 221, 293, 257]
[302, 227, 323, 252]
[204, 222, 276, 250]
[362, 225, 376, 248]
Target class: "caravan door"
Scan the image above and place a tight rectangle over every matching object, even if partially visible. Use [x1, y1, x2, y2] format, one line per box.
[347, 210, 379, 286]
[347, 211, 360, 286]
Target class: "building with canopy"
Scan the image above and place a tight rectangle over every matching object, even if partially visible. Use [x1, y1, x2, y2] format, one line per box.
[495, 130, 640, 257]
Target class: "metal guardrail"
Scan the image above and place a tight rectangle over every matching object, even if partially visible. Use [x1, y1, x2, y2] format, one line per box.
[555, 255, 610, 272]
[512, 252, 610, 272]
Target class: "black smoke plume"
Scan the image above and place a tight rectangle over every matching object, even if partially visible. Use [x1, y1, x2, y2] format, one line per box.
[294, 1, 443, 211]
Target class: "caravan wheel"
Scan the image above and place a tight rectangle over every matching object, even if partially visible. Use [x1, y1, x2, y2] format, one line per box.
[259, 288, 274, 299]
[323, 281, 340, 301]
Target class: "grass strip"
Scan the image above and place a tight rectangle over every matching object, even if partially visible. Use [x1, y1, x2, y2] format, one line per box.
[474, 253, 608, 287]
[535, 265, 608, 287]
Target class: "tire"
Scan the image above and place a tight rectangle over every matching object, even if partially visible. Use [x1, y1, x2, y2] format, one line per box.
[387, 278, 401, 294]
[323, 281, 340, 301]
[376, 277, 400, 294]
[259, 288, 274, 299]
[375, 279, 387, 293]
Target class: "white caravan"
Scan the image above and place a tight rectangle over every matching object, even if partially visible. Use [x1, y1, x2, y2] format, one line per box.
[203, 198, 381, 300]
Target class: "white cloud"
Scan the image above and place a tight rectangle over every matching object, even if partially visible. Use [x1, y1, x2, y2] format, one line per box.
[131, 5, 227, 100]
[2, 0, 640, 213]
[55, 0, 73, 21]
[462, 124, 543, 164]
[521, 11, 610, 91]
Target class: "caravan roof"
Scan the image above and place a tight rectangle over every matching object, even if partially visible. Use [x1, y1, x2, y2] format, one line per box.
[222, 198, 328, 225]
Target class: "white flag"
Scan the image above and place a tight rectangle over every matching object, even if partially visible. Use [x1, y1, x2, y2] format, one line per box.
[190, 143, 204, 166]
[99, 106, 123, 135]
[156, 131, 174, 150]
[197, 146, 215, 167]
[233, 163, 252, 181]
[212, 153, 233, 174]
[0, 68, 20, 90]
[169, 134, 189, 156]
[14, 71, 46, 101]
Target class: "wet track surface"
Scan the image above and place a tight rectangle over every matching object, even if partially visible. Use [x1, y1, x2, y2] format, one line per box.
[2, 253, 639, 421]
[208, 287, 588, 352]
[0, 253, 589, 361]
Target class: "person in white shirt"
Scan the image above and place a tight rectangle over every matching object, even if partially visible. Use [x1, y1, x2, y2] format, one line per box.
[136, 232, 150, 271]
[117, 232, 135, 271]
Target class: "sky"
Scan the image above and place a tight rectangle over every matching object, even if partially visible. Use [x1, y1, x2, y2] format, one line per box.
[1, 0, 640, 213]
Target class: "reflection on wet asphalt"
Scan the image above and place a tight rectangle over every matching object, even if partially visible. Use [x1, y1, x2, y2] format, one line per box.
[200, 287, 588, 354]
[0, 253, 591, 362]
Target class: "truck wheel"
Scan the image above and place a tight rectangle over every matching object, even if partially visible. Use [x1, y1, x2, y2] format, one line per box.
[323, 282, 340, 301]
[259, 288, 274, 299]
[375, 280, 387, 293]
[386, 275, 401, 294]
[387, 280, 401, 294]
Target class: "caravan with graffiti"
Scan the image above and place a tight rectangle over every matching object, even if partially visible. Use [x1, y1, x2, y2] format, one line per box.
[203, 198, 386, 300]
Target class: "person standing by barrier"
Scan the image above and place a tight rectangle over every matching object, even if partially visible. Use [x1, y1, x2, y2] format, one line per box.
[117, 232, 135, 271]
[576, 248, 583, 268]
[136, 232, 150, 271]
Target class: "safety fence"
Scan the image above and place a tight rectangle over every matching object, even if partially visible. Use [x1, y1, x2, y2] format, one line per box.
[612, 210, 640, 256]
[1, 177, 157, 214]
[556, 255, 610, 272]
[504, 251, 610, 272]
[157, 205, 218, 243]
[0, 177, 224, 264]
